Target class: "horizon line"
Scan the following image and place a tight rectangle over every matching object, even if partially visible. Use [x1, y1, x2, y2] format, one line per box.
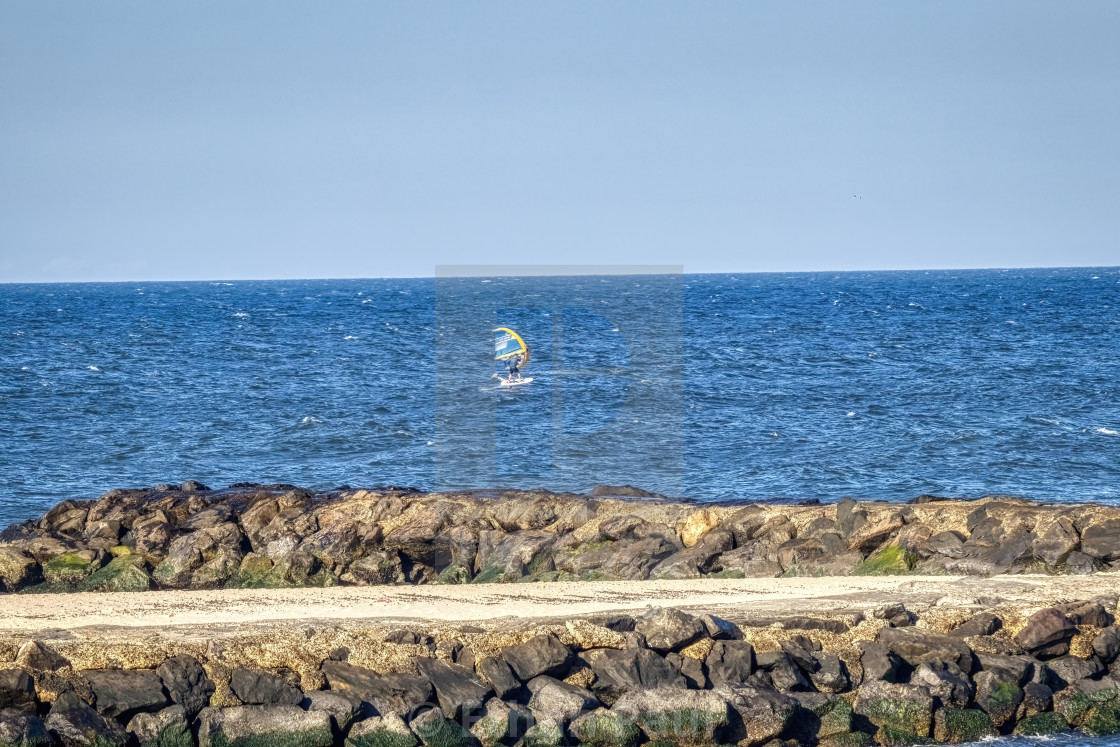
[1, 263, 1118, 286]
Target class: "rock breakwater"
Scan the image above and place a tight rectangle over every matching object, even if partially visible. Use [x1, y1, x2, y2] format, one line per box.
[4, 598, 1120, 746]
[2, 483, 1120, 595]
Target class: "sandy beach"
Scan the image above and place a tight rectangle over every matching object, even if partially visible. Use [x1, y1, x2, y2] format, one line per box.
[4, 573, 1117, 636]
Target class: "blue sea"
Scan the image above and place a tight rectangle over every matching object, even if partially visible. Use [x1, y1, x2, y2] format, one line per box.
[2, 268, 1119, 528]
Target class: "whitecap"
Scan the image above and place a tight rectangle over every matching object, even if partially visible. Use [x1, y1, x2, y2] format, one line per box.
[846, 412, 855, 417]
[481, 280, 491, 283]
[1096, 427, 1119, 436]
[301, 416, 322, 424]
[233, 312, 249, 318]
[343, 335, 358, 340]
[361, 299, 372, 303]
[20, 366, 29, 371]
[88, 366, 100, 371]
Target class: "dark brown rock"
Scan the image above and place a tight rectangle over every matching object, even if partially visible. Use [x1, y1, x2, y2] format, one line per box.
[320, 662, 433, 716]
[1082, 519, 1120, 561]
[414, 658, 491, 720]
[229, 667, 302, 706]
[0, 670, 36, 712]
[878, 627, 974, 672]
[82, 669, 169, 721]
[633, 608, 705, 653]
[501, 634, 572, 682]
[705, 640, 755, 686]
[1014, 608, 1077, 656]
[590, 648, 686, 704]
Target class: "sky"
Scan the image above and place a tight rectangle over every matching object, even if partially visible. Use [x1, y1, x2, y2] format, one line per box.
[1, 1, 1118, 282]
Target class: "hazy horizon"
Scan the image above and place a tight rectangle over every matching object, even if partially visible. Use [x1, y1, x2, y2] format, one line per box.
[1, 263, 1118, 286]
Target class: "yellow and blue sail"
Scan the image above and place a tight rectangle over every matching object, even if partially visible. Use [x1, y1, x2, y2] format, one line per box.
[493, 327, 530, 368]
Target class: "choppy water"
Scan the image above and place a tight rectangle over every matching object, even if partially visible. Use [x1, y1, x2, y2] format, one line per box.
[2, 268, 1119, 526]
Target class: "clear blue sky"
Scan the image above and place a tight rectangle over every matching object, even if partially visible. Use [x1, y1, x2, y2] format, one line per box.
[1, 1, 1117, 282]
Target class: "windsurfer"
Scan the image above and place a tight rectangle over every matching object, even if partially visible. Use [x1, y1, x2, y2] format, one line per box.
[507, 352, 524, 383]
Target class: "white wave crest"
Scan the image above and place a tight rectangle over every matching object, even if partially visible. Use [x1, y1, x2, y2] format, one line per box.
[1096, 427, 1119, 436]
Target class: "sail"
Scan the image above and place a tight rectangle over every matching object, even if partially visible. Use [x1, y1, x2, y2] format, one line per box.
[493, 327, 530, 368]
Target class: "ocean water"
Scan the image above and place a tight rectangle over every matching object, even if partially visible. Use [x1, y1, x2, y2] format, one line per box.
[1, 268, 1119, 527]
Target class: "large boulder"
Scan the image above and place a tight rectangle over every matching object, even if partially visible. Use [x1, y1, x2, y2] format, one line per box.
[612, 688, 729, 746]
[704, 641, 754, 686]
[878, 627, 974, 672]
[339, 552, 406, 585]
[44, 691, 129, 747]
[0, 670, 36, 712]
[0, 709, 50, 747]
[345, 714, 417, 747]
[301, 690, 361, 734]
[468, 697, 530, 747]
[414, 658, 490, 720]
[1014, 607, 1077, 658]
[1082, 519, 1120, 561]
[76, 554, 151, 593]
[196, 705, 333, 747]
[320, 662, 433, 717]
[156, 656, 214, 718]
[473, 530, 556, 583]
[649, 530, 733, 579]
[82, 669, 169, 721]
[1035, 517, 1081, 567]
[568, 708, 639, 747]
[714, 684, 798, 747]
[501, 635, 572, 682]
[475, 657, 521, 701]
[527, 677, 599, 726]
[910, 662, 973, 708]
[633, 608, 705, 653]
[229, 668, 303, 706]
[932, 707, 997, 744]
[0, 548, 40, 592]
[857, 642, 900, 685]
[408, 707, 474, 747]
[1094, 627, 1120, 663]
[753, 652, 808, 692]
[588, 648, 685, 705]
[973, 670, 1023, 729]
[125, 705, 191, 747]
[853, 681, 934, 742]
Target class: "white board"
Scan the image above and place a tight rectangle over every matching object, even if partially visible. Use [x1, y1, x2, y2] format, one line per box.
[499, 377, 534, 388]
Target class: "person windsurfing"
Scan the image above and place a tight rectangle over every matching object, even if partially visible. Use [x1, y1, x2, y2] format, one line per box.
[507, 351, 524, 383]
[493, 327, 530, 385]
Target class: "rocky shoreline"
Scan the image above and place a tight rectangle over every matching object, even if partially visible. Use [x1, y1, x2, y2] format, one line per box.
[4, 594, 1120, 746]
[4, 483, 1120, 746]
[3, 482, 1120, 595]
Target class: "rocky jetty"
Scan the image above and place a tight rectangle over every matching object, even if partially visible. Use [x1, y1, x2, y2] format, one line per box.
[4, 598, 1120, 746]
[2, 483, 1120, 595]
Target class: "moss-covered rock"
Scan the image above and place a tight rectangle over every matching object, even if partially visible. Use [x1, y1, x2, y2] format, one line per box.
[852, 545, 917, 576]
[196, 705, 332, 747]
[433, 564, 472, 585]
[126, 705, 192, 747]
[410, 709, 473, 747]
[931, 708, 996, 744]
[873, 724, 936, 746]
[346, 715, 417, 747]
[854, 682, 933, 739]
[42, 552, 101, 586]
[569, 709, 640, 747]
[1013, 712, 1070, 736]
[613, 689, 729, 747]
[816, 734, 873, 747]
[1082, 706, 1120, 736]
[517, 720, 564, 747]
[77, 554, 151, 592]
